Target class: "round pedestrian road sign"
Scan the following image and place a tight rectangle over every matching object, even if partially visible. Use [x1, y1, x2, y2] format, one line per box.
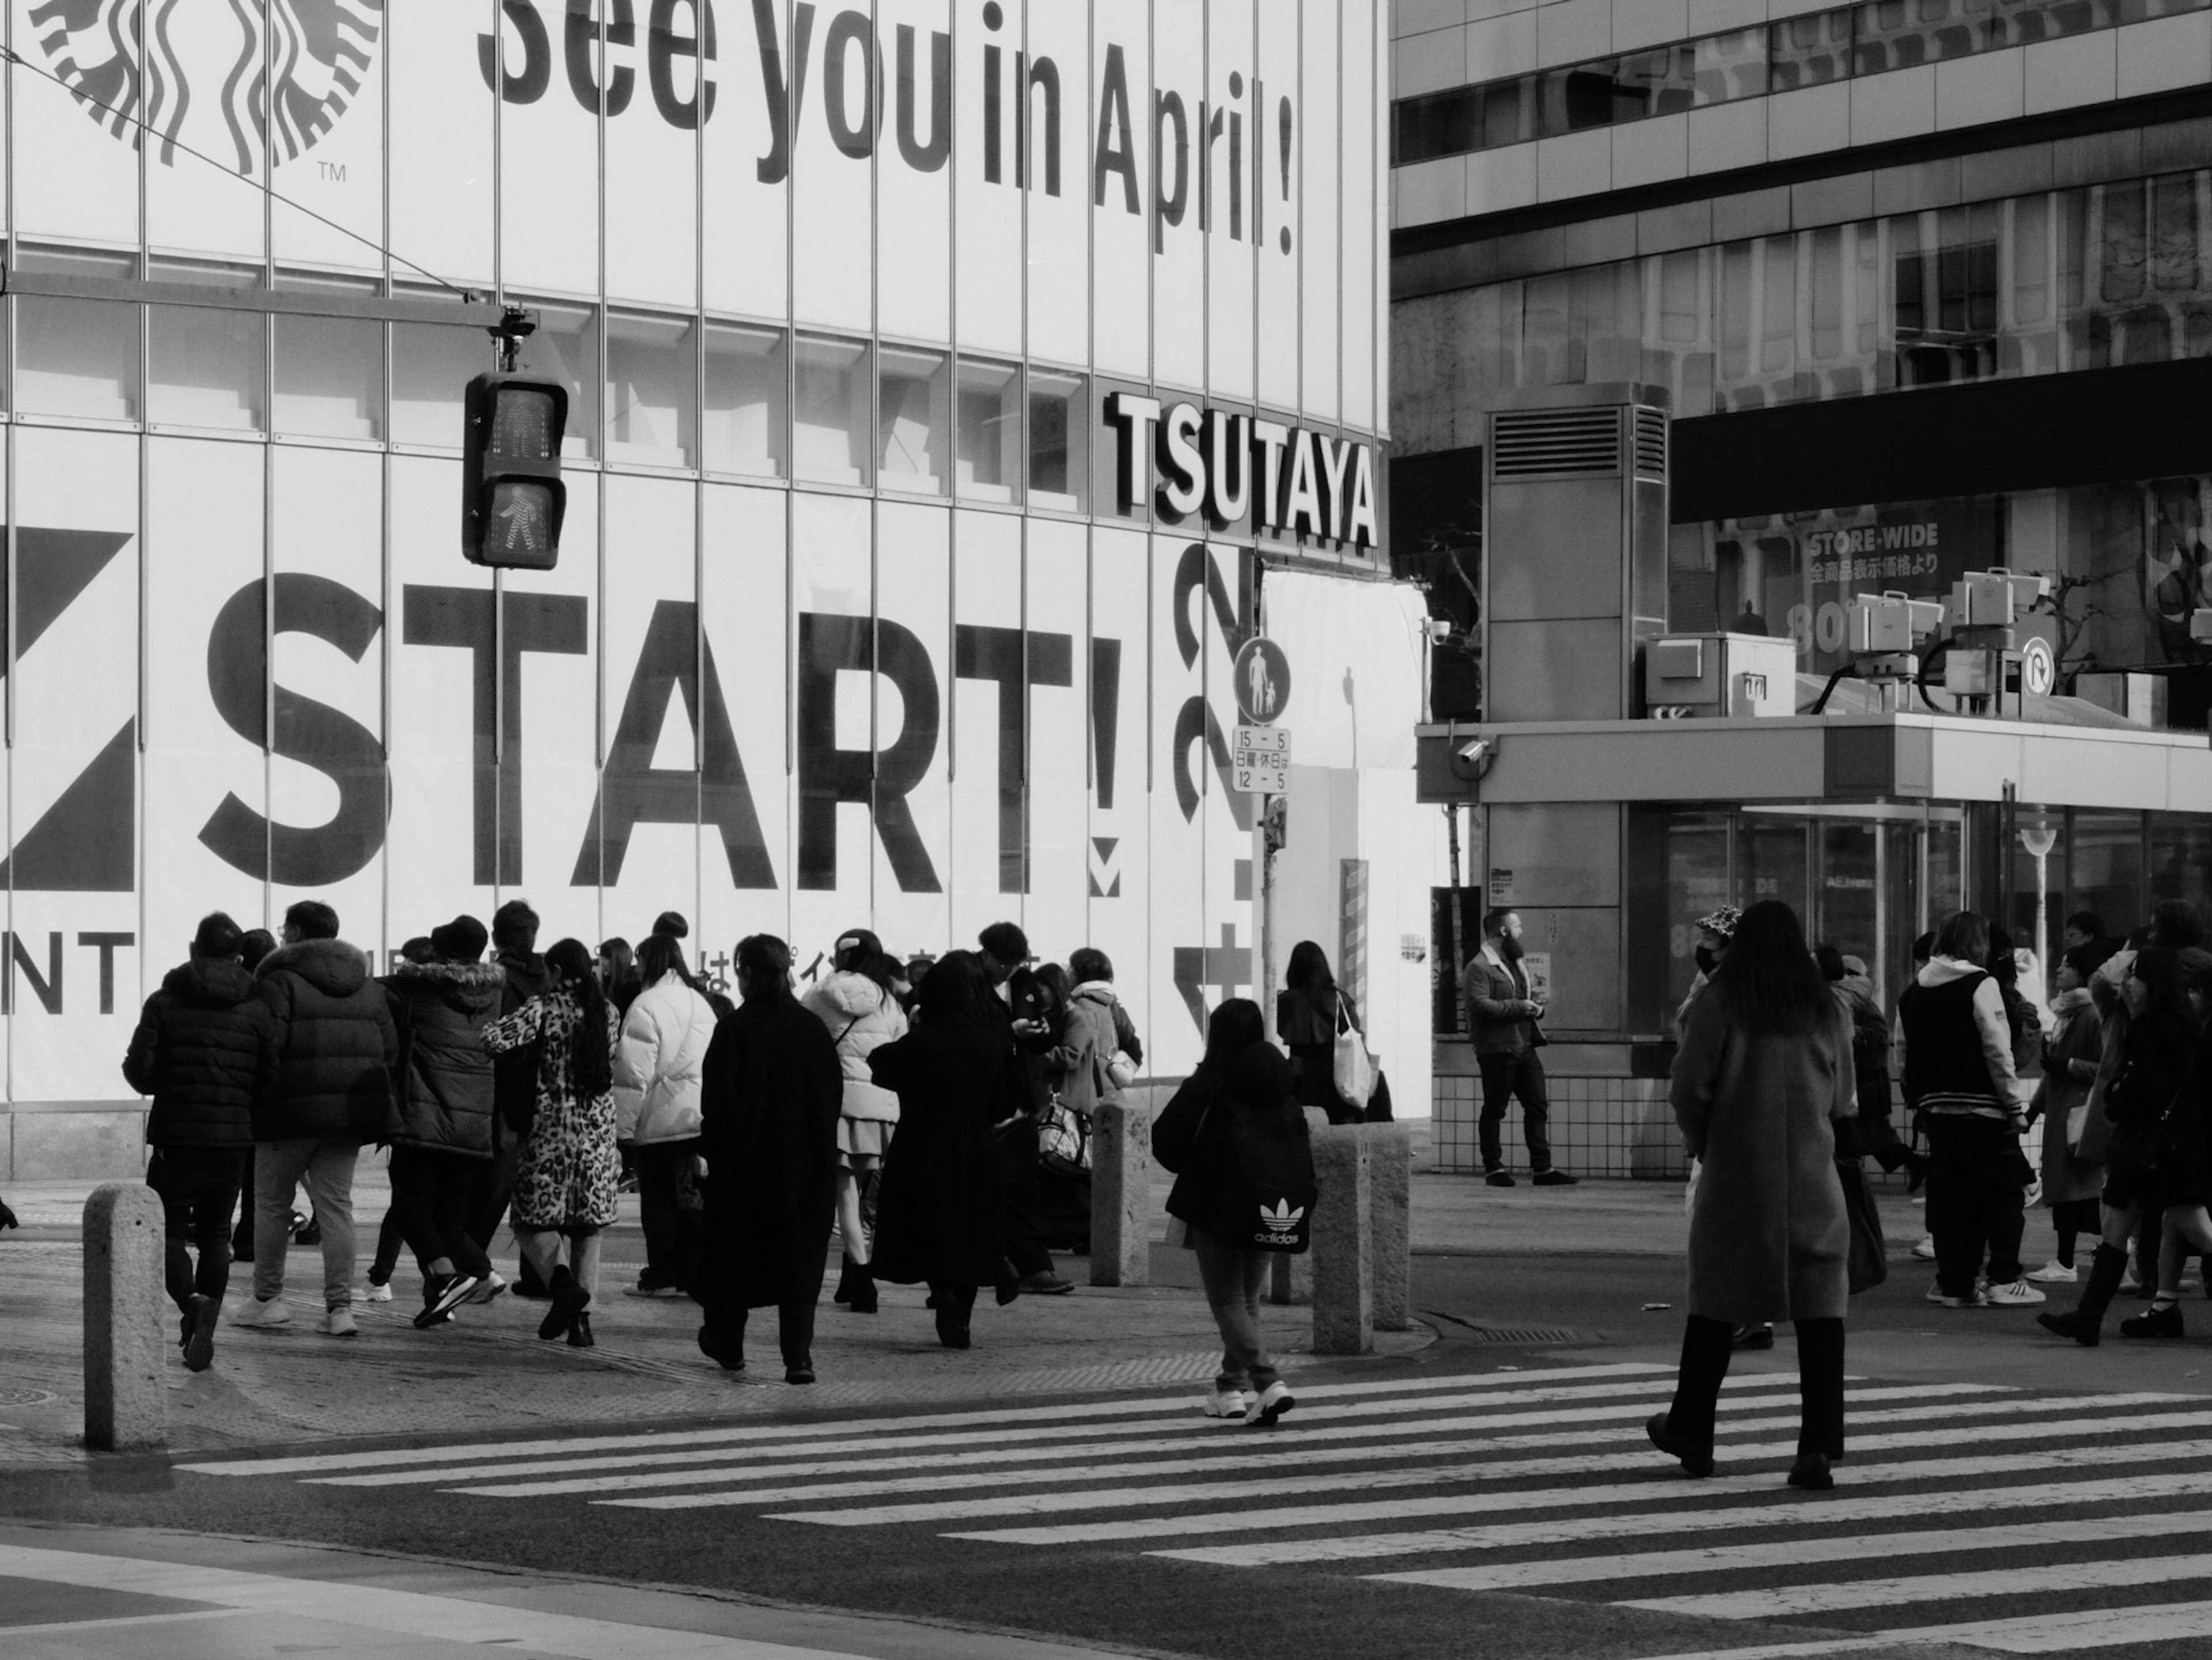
[1232, 637, 1292, 724]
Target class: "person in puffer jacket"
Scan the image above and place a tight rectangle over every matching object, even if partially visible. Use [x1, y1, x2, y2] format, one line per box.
[382, 914, 505, 1328]
[800, 928, 908, 1314]
[232, 901, 400, 1339]
[613, 931, 719, 1296]
[1055, 947, 1144, 1116]
[123, 910, 273, 1371]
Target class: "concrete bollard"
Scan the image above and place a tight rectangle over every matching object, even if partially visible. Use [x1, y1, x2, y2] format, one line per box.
[83, 1183, 166, 1451]
[1362, 1122, 1415, 1332]
[1089, 1100, 1151, 1287]
[1308, 1124, 1373, 1356]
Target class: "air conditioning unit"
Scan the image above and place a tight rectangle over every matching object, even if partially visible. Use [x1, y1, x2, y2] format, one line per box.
[1643, 633, 1797, 719]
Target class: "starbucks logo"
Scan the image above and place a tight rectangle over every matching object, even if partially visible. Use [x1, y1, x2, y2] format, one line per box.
[29, 0, 382, 174]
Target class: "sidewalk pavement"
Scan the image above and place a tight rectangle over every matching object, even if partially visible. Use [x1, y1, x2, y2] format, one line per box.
[0, 1125, 1939, 1466]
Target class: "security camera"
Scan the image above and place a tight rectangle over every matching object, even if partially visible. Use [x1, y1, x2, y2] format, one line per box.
[1448, 734, 1496, 783]
[1424, 618, 1454, 643]
[1456, 736, 1491, 765]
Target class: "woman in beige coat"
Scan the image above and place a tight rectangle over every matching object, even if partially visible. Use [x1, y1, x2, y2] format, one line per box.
[1649, 899, 1856, 1492]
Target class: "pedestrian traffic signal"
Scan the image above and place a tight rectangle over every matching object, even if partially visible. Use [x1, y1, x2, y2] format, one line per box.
[463, 374, 567, 569]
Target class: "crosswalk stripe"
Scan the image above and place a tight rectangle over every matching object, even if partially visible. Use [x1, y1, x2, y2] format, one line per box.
[1172, 1470, 2212, 1567]
[386, 1385, 2079, 1499]
[1363, 1508, 2212, 1593]
[175, 1362, 1679, 1479]
[1623, 1549, 2212, 1619]
[771, 1436, 2212, 1534]
[306, 1381, 2013, 1491]
[1629, 1598, 2212, 1659]
[577, 1409, 2212, 1514]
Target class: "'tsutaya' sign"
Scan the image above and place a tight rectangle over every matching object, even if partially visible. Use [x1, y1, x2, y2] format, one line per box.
[1105, 392, 1380, 551]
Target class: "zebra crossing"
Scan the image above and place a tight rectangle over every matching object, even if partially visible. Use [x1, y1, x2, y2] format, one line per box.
[177, 1357, 2212, 1654]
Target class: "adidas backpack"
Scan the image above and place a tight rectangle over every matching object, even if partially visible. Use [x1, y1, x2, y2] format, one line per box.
[1228, 1103, 1317, 1254]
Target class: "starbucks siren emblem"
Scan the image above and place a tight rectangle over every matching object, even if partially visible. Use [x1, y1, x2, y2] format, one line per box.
[31, 0, 382, 173]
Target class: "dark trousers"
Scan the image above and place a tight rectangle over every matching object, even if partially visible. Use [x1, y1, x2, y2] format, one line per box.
[635, 1139, 703, 1289]
[370, 1208, 406, 1283]
[1925, 1115, 2028, 1295]
[1000, 1121, 1055, 1277]
[707, 1300, 817, 1371]
[146, 1145, 248, 1314]
[465, 1137, 520, 1257]
[1666, 1312, 1845, 1458]
[1477, 1050, 1554, 1173]
[389, 1144, 493, 1281]
[2052, 1197, 2103, 1266]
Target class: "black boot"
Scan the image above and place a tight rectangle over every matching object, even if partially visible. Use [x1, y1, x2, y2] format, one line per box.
[538, 1265, 576, 1341]
[567, 1311, 595, 1348]
[2037, 1242, 2128, 1347]
[834, 1253, 862, 1305]
[846, 1260, 877, 1314]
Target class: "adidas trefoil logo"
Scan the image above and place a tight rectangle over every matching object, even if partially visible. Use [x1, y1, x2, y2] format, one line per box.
[1256, 1200, 1305, 1243]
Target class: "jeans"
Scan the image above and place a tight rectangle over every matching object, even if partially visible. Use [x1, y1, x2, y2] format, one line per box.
[251, 1137, 359, 1309]
[145, 1145, 247, 1314]
[388, 1144, 493, 1281]
[1191, 1227, 1281, 1395]
[1925, 1114, 2029, 1296]
[1666, 1312, 1846, 1457]
[1477, 1050, 1554, 1173]
[634, 1139, 703, 1289]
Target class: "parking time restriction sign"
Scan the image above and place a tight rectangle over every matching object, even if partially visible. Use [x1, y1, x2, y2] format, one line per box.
[1234, 724, 1290, 794]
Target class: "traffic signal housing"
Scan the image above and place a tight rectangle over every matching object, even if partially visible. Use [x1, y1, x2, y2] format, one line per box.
[463, 373, 568, 569]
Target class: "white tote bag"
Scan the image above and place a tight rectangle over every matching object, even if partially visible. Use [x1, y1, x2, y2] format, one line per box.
[1332, 999, 1376, 1111]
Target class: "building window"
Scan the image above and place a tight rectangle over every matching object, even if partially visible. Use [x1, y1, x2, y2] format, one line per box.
[391, 311, 484, 449]
[274, 314, 383, 441]
[606, 312, 698, 468]
[793, 334, 872, 487]
[147, 259, 264, 432]
[516, 302, 599, 461]
[877, 346, 949, 494]
[956, 358, 1021, 504]
[14, 245, 137, 421]
[1027, 370, 1086, 512]
[704, 323, 787, 479]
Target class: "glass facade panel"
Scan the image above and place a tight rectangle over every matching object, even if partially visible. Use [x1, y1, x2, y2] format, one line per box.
[703, 323, 787, 478]
[390, 318, 483, 448]
[793, 334, 872, 487]
[17, 295, 134, 419]
[1027, 370, 1088, 512]
[956, 358, 1021, 504]
[878, 347, 949, 494]
[2071, 810, 2145, 943]
[149, 304, 264, 431]
[274, 313, 382, 440]
[605, 312, 698, 468]
[1432, 168, 2212, 423]
[514, 302, 599, 460]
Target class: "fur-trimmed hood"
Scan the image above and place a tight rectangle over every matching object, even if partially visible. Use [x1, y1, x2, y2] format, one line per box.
[257, 937, 372, 997]
[387, 958, 506, 1016]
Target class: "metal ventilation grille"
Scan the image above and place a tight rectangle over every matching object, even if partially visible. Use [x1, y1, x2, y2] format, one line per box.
[1491, 408, 1620, 480]
[1633, 406, 1667, 481]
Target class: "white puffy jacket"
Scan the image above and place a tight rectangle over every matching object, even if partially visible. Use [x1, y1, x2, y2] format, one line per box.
[612, 971, 718, 1144]
[799, 970, 907, 1122]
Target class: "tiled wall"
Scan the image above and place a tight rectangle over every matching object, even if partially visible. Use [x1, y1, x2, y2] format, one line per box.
[1433, 1061, 1688, 1178]
[1392, 0, 2212, 226]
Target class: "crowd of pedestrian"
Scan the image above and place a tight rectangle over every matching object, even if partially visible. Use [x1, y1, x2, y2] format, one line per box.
[109, 895, 1361, 1413]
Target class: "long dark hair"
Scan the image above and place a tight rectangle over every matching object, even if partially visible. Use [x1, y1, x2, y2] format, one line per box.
[1709, 899, 1828, 1036]
[918, 952, 992, 1027]
[1201, 998, 1266, 1069]
[547, 937, 613, 1095]
[2128, 948, 2197, 1049]
[635, 932, 689, 989]
[1286, 941, 1334, 994]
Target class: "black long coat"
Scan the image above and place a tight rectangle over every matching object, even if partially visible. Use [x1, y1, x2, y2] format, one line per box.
[698, 991, 843, 1309]
[868, 1023, 1025, 1287]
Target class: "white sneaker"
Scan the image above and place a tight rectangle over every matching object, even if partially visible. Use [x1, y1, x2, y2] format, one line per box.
[1250, 1381, 1297, 1427]
[1926, 1279, 1986, 1308]
[320, 1305, 358, 1337]
[228, 1296, 292, 1329]
[1983, 1279, 2048, 1307]
[465, 1271, 507, 1304]
[2025, 1261, 2078, 1285]
[363, 1280, 393, 1302]
[1201, 1389, 1249, 1420]
[1911, 1235, 1937, 1261]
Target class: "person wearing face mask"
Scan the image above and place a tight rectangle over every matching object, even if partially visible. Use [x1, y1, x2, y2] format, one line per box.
[1677, 907, 1741, 1035]
[1464, 910, 1576, 1188]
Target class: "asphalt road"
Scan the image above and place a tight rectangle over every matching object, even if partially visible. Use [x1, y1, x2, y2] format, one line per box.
[7, 1250, 2212, 1660]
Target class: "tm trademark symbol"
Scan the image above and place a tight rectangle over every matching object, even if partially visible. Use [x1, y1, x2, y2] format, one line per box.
[317, 161, 347, 183]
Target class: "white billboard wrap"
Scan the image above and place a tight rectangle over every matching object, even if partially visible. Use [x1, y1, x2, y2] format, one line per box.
[0, 0, 1407, 1138]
